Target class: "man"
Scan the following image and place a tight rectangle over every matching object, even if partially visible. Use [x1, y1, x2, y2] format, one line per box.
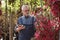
[15, 5, 36, 40]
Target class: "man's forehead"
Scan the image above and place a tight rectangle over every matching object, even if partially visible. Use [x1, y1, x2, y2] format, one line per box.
[23, 8, 29, 10]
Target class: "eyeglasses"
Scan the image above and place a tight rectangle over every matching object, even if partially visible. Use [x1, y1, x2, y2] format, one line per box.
[24, 10, 29, 12]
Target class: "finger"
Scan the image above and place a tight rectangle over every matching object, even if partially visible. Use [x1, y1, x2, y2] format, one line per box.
[22, 27, 25, 29]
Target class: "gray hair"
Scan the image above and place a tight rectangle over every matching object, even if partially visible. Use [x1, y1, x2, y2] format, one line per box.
[21, 5, 29, 10]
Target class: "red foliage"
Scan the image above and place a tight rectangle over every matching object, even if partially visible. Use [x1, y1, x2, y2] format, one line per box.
[34, 11, 60, 40]
[44, 0, 60, 6]
[44, 0, 60, 17]
[51, 1, 60, 17]
[35, 15, 55, 40]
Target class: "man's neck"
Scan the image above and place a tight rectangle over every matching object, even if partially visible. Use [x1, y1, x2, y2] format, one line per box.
[23, 15, 30, 19]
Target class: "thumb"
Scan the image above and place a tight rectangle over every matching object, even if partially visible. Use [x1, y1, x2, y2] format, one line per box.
[22, 26, 25, 29]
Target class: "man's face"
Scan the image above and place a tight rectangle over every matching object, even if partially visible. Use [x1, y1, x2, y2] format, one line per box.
[22, 8, 29, 16]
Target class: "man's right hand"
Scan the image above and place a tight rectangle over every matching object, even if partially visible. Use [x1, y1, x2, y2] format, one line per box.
[16, 25, 25, 32]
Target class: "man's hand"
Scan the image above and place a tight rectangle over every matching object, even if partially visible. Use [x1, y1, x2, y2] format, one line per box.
[16, 25, 25, 32]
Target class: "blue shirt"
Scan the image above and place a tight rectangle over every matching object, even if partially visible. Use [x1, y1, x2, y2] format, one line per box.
[15, 15, 36, 40]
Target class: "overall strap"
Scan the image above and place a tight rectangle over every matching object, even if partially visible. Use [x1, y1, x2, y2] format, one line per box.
[32, 16, 34, 24]
[20, 17, 23, 25]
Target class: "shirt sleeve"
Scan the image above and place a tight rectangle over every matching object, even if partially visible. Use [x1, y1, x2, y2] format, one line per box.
[17, 17, 22, 25]
[14, 17, 22, 32]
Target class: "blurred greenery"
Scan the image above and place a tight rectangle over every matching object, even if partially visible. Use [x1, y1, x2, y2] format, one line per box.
[1, 0, 45, 13]
[0, 0, 53, 40]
